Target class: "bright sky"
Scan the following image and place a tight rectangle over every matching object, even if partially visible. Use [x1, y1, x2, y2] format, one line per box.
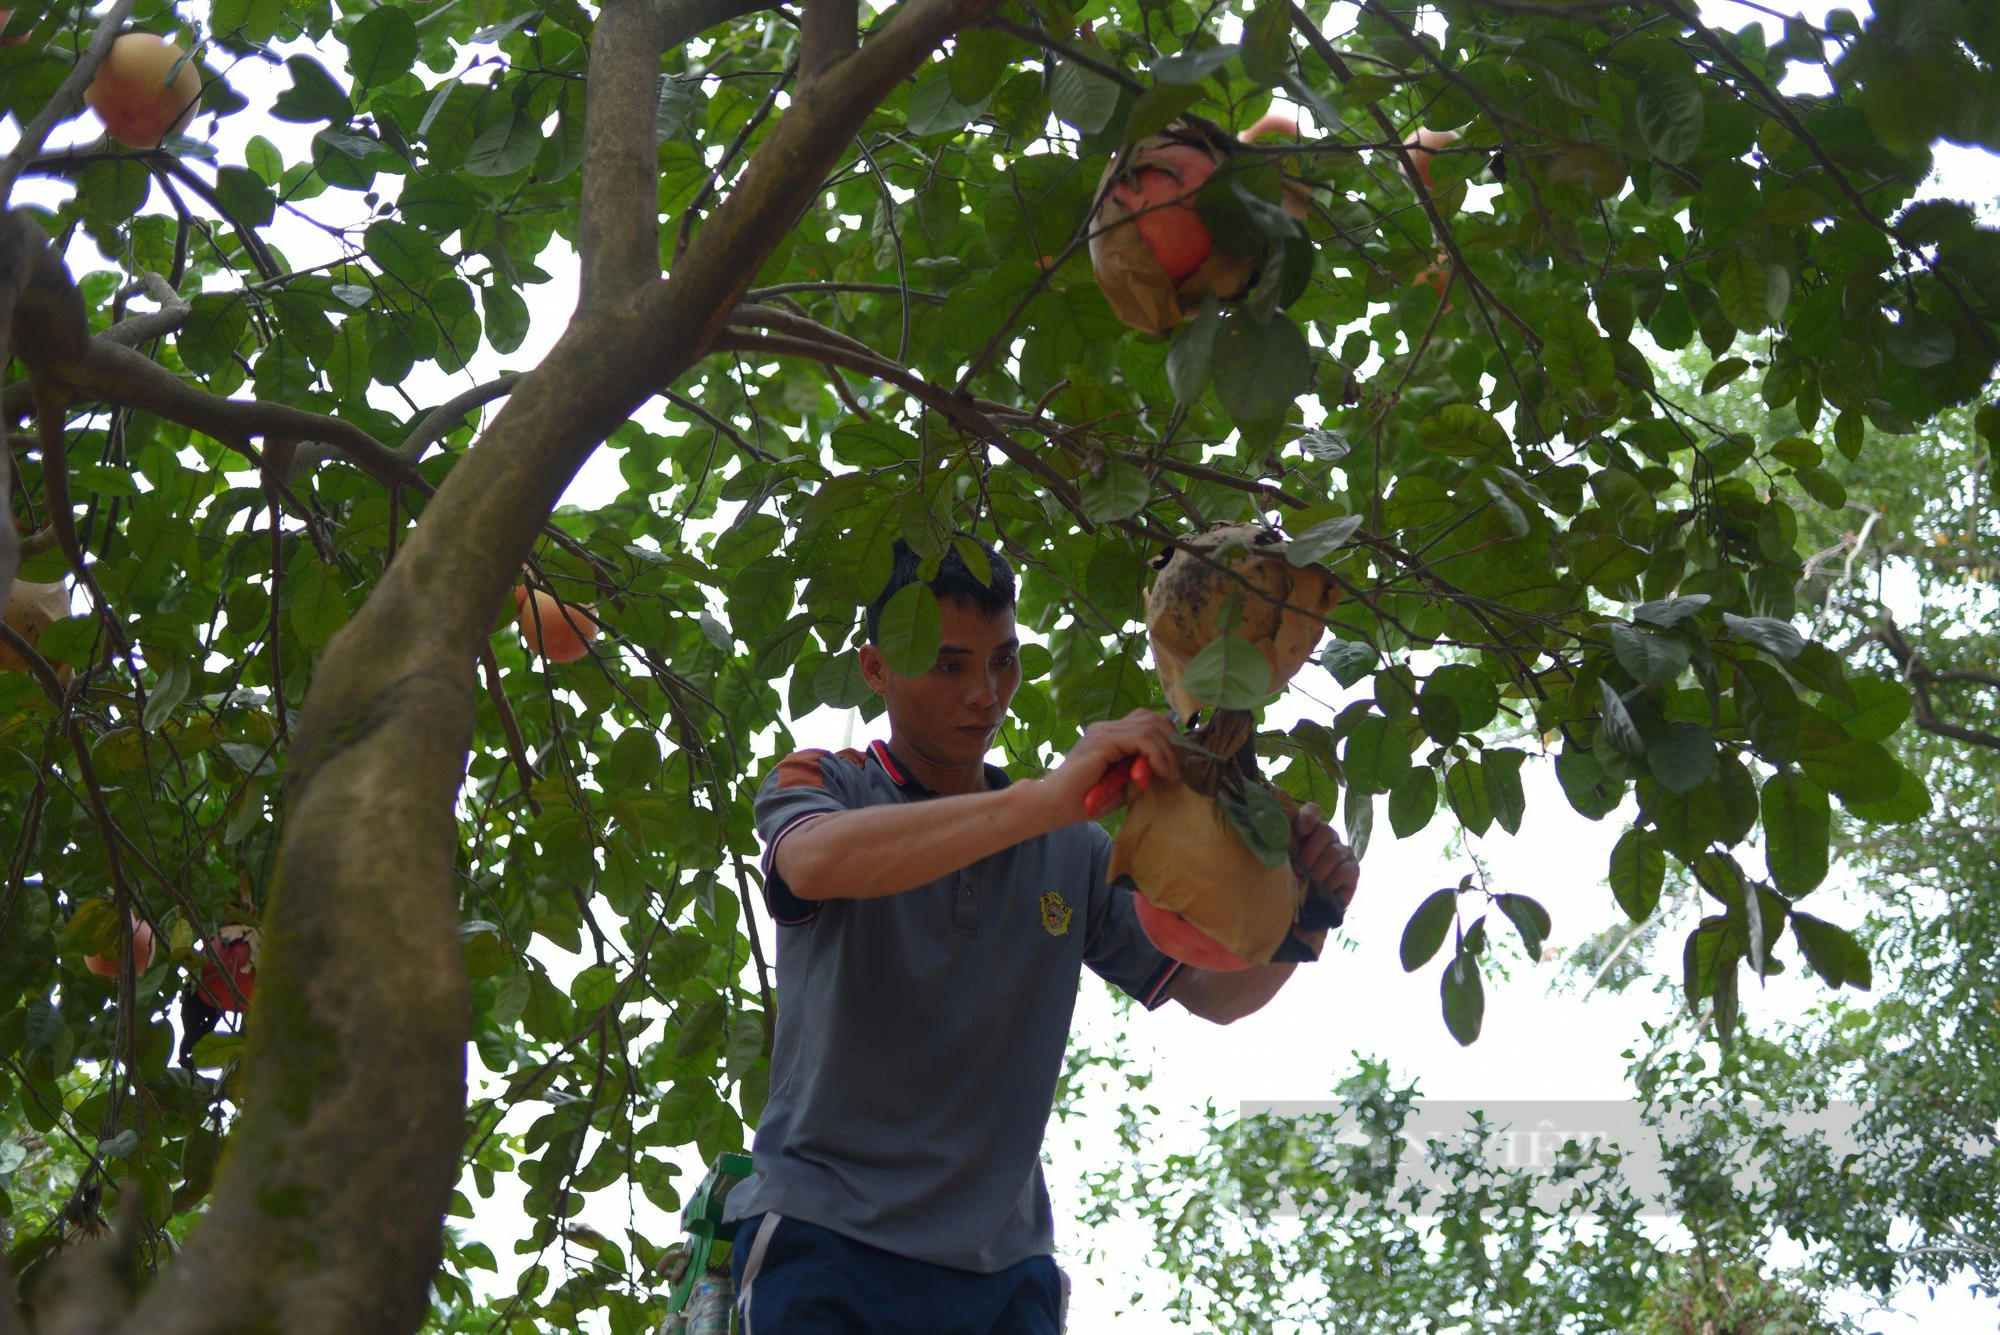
[8, 1, 1999, 1330]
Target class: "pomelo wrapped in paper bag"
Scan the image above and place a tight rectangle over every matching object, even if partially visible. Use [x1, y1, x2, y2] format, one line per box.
[1103, 525, 1350, 969]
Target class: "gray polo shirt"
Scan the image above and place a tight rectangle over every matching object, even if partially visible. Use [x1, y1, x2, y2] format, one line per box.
[721, 739, 1183, 1273]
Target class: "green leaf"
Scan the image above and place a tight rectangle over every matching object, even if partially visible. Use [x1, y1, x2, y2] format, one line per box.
[465, 111, 543, 177]
[1080, 460, 1151, 523]
[1791, 912, 1871, 991]
[1609, 828, 1665, 922]
[1821, 673, 1910, 741]
[1483, 748, 1526, 836]
[1319, 639, 1375, 687]
[813, 653, 871, 709]
[271, 55, 352, 124]
[214, 165, 276, 228]
[875, 583, 942, 677]
[1612, 624, 1689, 686]
[1598, 681, 1647, 759]
[1287, 514, 1363, 565]
[1633, 594, 1710, 628]
[1762, 775, 1829, 896]
[288, 561, 349, 649]
[1843, 762, 1932, 824]
[1342, 715, 1412, 794]
[1151, 43, 1240, 85]
[1722, 612, 1805, 661]
[1240, 0, 1293, 87]
[460, 922, 508, 979]
[1701, 357, 1751, 395]
[1714, 252, 1788, 333]
[1388, 765, 1438, 838]
[346, 6, 418, 89]
[1635, 64, 1705, 163]
[1212, 314, 1311, 423]
[1495, 894, 1550, 959]
[1886, 311, 1955, 368]
[1400, 887, 1456, 972]
[1167, 302, 1221, 406]
[78, 159, 151, 221]
[1051, 60, 1121, 134]
[1180, 634, 1272, 711]
[1418, 404, 1510, 459]
[948, 29, 1010, 105]
[1444, 758, 1492, 837]
[1647, 722, 1718, 795]
[1441, 951, 1484, 1045]
[1125, 82, 1203, 143]
[1517, 36, 1600, 108]
[142, 662, 190, 731]
[1797, 738, 1900, 806]
[1542, 305, 1613, 396]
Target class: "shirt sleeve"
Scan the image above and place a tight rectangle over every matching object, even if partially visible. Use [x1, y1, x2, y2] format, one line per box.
[1080, 824, 1183, 1010]
[752, 750, 853, 925]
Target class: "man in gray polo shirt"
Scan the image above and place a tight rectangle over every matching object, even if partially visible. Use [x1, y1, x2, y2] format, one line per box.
[725, 537, 1359, 1333]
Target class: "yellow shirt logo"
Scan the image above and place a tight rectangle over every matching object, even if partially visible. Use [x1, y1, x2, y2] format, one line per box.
[1039, 890, 1072, 937]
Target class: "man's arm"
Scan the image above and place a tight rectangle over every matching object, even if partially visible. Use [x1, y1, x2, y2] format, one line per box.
[774, 711, 1183, 902]
[1166, 803, 1359, 1025]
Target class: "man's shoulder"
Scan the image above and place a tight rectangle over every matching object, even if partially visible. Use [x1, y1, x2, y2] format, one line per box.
[768, 747, 872, 792]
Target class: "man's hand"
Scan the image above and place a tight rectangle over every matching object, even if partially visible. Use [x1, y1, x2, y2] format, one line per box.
[1032, 708, 1184, 825]
[1292, 802, 1360, 910]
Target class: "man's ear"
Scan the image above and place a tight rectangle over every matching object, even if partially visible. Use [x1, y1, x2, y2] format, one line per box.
[857, 642, 892, 694]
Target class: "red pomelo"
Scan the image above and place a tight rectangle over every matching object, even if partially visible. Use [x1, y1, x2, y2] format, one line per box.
[1133, 892, 1254, 972]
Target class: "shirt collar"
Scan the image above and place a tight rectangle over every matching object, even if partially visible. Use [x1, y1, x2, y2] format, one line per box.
[870, 739, 1011, 796]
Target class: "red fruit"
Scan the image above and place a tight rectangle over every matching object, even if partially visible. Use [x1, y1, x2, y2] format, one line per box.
[196, 925, 259, 1011]
[1401, 126, 1460, 195]
[1109, 143, 1217, 285]
[1133, 893, 1254, 972]
[84, 916, 155, 978]
[0, 10, 30, 46]
[85, 33, 202, 150]
[515, 586, 599, 664]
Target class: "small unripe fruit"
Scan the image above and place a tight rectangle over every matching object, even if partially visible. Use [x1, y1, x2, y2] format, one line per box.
[85, 32, 201, 149]
[515, 586, 599, 663]
[84, 916, 156, 978]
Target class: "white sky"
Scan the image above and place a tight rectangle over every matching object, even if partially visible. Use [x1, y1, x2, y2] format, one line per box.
[6, 0, 1999, 1330]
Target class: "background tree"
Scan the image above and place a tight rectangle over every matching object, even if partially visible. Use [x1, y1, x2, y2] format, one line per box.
[0, 0, 1996, 1330]
[1075, 371, 2000, 1330]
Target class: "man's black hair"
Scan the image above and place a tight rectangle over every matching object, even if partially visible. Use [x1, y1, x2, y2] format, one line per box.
[865, 536, 1016, 642]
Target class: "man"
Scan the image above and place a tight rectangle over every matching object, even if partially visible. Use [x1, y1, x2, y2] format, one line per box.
[724, 537, 1360, 1333]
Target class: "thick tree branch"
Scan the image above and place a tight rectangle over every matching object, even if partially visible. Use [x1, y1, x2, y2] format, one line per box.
[0, 0, 139, 202]
[579, 0, 677, 302]
[801, 0, 858, 80]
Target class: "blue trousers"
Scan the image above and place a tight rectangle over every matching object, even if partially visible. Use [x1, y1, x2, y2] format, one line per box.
[730, 1213, 1063, 1334]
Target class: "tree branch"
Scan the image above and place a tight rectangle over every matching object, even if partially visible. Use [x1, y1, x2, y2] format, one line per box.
[398, 375, 523, 463]
[1878, 613, 2000, 752]
[0, 0, 139, 203]
[800, 0, 859, 80]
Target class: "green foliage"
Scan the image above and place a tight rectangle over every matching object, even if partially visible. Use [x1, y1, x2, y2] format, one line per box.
[2, 0, 1997, 1324]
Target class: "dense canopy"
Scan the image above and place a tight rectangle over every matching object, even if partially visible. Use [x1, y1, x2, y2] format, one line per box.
[0, 0, 1995, 1328]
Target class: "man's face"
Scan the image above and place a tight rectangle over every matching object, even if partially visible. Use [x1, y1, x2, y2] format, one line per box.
[859, 597, 1021, 769]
